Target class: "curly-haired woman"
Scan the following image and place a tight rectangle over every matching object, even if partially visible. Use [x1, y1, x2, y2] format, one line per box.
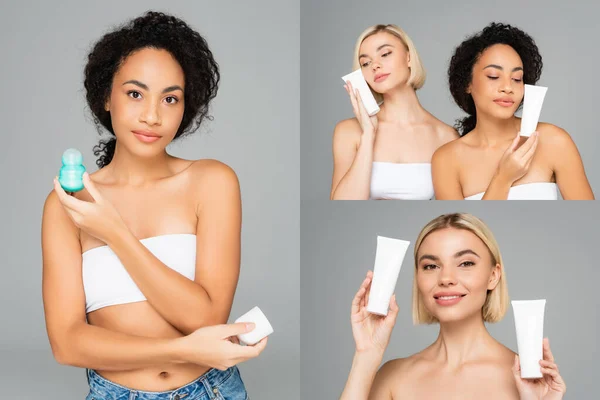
[41, 11, 265, 399]
[432, 23, 593, 200]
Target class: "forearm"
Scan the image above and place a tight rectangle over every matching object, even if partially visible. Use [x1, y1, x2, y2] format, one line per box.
[332, 134, 375, 200]
[340, 351, 383, 400]
[55, 322, 184, 371]
[108, 229, 222, 335]
[481, 172, 512, 200]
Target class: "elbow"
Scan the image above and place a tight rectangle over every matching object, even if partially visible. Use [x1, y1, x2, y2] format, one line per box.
[53, 351, 72, 366]
[50, 340, 75, 366]
[48, 324, 82, 367]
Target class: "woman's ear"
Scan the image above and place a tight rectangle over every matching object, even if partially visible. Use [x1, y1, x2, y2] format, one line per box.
[487, 263, 502, 290]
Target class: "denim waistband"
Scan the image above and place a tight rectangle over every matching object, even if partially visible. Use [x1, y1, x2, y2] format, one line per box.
[86, 366, 241, 400]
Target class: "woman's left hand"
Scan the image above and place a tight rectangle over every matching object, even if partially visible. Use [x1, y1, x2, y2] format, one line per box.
[512, 338, 566, 400]
[53, 172, 127, 244]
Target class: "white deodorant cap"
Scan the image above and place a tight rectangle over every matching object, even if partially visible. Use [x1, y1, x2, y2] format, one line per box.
[235, 306, 274, 345]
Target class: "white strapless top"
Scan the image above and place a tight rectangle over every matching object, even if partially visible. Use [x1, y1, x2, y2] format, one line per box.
[82, 233, 197, 313]
[464, 182, 558, 200]
[370, 162, 434, 200]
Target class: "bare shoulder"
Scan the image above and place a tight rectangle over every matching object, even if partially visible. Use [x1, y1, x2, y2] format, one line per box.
[188, 159, 239, 184]
[333, 118, 362, 145]
[536, 122, 576, 147]
[430, 116, 460, 145]
[495, 342, 518, 365]
[487, 343, 518, 386]
[431, 133, 463, 166]
[43, 189, 74, 225]
[43, 189, 63, 218]
[41, 189, 80, 248]
[380, 356, 412, 373]
[478, 341, 517, 377]
[377, 355, 419, 384]
[187, 159, 240, 204]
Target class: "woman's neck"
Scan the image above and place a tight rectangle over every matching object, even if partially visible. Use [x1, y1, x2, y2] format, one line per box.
[379, 85, 426, 124]
[431, 312, 495, 368]
[102, 142, 175, 186]
[471, 114, 520, 147]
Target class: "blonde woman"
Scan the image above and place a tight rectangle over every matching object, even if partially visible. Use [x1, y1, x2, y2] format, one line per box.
[341, 213, 566, 399]
[331, 24, 458, 200]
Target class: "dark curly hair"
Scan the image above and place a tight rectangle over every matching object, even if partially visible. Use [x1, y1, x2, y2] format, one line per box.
[84, 11, 220, 168]
[448, 23, 543, 136]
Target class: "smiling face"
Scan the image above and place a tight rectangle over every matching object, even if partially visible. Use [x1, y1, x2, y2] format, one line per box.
[358, 31, 411, 93]
[105, 47, 185, 156]
[416, 227, 501, 323]
[468, 44, 524, 121]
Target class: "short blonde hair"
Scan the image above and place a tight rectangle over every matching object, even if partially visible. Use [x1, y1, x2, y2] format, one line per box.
[352, 24, 426, 104]
[412, 213, 508, 325]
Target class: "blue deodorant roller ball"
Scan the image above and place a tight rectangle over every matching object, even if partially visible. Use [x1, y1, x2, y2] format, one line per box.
[58, 148, 86, 192]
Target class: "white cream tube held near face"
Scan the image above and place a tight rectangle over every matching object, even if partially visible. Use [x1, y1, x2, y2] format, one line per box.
[342, 69, 380, 116]
[512, 299, 546, 378]
[367, 236, 410, 316]
[519, 84, 548, 137]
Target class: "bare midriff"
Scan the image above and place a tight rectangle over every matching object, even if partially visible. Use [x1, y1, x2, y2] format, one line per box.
[87, 301, 209, 391]
[79, 158, 214, 391]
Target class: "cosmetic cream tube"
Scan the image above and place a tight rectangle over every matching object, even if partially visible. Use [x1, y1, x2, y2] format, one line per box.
[341, 69, 380, 116]
[235, 306, 274, 345]
[512, 299, 546, 378]
[366, 236, 410, 316]
[519, 84, 548, 137]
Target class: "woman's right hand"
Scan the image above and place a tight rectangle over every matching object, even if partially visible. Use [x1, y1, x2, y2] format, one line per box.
[175, 323, 268, 371]
[496, 132, 539, 184]
[344, 81, 379, 138]
[351, 271, 399, 356]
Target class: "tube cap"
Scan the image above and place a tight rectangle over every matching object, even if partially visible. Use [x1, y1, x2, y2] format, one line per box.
[366, 296, 390, 316]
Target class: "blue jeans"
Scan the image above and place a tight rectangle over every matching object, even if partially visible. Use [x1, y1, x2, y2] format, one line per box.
[85, 367, 248, 400]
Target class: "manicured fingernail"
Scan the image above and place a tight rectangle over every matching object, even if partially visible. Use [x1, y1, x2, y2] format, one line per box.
[246, 323, 256, 331]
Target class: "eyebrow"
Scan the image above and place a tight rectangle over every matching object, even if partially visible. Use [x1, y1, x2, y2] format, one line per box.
[359, 44, 394, 59]
[454, 249, 480, 258]
[483, 64, 523, 72]
[418, 249, 480, 263]
[122, 80, 184, 93]
[418, 254, 440, 263]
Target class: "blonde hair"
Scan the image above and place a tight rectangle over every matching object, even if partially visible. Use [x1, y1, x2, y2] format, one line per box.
[412, 213, 508, 325]
[352, 24, 426, 104]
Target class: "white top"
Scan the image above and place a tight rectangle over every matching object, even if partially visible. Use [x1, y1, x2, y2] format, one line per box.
[82, 233, 197, 313]
[370, 162, 434, 200]
[464, 182, 558, 200]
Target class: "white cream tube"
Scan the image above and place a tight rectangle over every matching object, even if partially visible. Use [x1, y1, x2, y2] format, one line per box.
[512, 299, 546, 378]
[367, 236, 410, 316]
[519, 84, 548, 137]
[235, 306, 274, 345]
[342, 69, 380, 116]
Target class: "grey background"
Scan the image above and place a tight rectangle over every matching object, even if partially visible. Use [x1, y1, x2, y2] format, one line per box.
[301, 201, 599, 399]
[0, 0, 299, 398]
[301, 0, 600, 200]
